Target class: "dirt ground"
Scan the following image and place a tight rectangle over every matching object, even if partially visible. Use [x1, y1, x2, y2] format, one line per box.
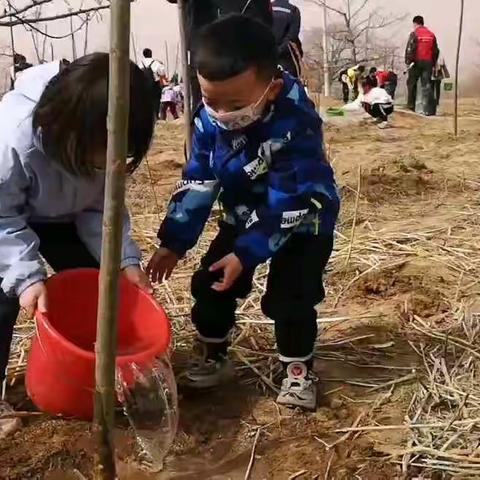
[1, 98, 480, 479]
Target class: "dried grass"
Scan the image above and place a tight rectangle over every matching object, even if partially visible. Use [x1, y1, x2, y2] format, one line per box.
[5, 121, 480, 478]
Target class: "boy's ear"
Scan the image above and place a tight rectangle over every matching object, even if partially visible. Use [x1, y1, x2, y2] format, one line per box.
[267, 78, 284, 102]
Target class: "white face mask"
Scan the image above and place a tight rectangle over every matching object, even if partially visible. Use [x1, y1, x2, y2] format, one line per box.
[203, 81, 273, 131]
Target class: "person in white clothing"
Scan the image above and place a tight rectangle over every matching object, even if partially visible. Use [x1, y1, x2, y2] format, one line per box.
[160, 84, 179, 121]
[142, 48, 167, 119]
[361, 79, 394, 129]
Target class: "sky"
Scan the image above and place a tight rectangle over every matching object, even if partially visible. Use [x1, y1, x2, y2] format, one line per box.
[0, 0, 478, 85]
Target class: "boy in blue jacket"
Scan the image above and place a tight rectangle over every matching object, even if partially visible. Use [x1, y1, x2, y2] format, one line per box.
[147, 15, 339, 410]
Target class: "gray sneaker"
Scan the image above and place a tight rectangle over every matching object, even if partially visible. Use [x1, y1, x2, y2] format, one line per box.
[180, 343, 234, 389]
[0, 400, 21, 439]
[276, 362, 317, 411]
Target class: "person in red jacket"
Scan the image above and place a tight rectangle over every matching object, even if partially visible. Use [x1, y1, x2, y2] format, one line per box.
[405, 15, 439, 115]
[376, 70, 398, 100]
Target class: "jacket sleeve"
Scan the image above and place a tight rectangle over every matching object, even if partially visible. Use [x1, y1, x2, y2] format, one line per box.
[233, 127, 329, 269]
[0, 146, 46, 296]
[405, 32, 417, 65]
[75, 190, 141, 270]
[157, 113, 220, 256]
[279, 7, 301, 54]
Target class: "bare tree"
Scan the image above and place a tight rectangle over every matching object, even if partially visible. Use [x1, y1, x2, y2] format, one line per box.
[0, 0, 110, 27]
[307, 0, 406, 64]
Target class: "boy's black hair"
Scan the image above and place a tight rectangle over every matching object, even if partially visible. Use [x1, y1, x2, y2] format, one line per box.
[357, 65, 366, 73]
[369, 67, 377, 74]
[33, 52, 155, 177]
[143, 48, 153, 58]
[413, 15, 424, 26]
[195, 14, 278, 82]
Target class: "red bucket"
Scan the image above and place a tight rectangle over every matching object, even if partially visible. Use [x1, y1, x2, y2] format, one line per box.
[26, 269, 171, 420]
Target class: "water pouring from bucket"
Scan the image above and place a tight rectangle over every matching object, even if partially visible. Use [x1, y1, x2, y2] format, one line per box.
[25, 269, 177, 466]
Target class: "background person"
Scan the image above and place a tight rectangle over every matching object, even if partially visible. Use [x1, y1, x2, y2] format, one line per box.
[160, 83, 179, 120]
[361, 80, 394, 129]
[376, 69, 398, 99]
[9, 53, 33, 90]
[141, 48, 168, 119]
[405, 15, 439, 115]
[271, 0, 303, 78]
[347, 64, 365, 100]
[432, 53, 450, 109]
[166, 0, 273, 114]
[367, 67, 378, 88]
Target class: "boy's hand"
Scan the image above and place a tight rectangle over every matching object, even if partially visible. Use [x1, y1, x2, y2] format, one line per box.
[209, 253, 243, 292]
[146, 247, 179, 284]
[123, 265, 153, 294]
[19, 281, 48, 318]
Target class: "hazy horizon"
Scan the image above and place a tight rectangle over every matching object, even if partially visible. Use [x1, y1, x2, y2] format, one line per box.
[0, 0, 478, 86]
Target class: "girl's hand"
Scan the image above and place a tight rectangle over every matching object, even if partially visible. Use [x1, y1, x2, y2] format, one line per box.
[19, 281, 48, 318]
[209, 253, 243, 292]
[146, 247, 179, 284]
[123, 265, 153, 294]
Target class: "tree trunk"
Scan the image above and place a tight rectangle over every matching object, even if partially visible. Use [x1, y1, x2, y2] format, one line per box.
[84, 16, 89, 56]
[165, 40, 169, 78]
[322, 1, 330, 96]
[70, 12, 77, 60]
[454, 0, 464, 137]
[93, 0, 131, 478]
[178, 0, 192, 157]
[8, 12, 15, 85]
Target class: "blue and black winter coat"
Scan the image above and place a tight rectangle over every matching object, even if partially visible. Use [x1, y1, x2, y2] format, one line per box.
[158, 73, 340, 269]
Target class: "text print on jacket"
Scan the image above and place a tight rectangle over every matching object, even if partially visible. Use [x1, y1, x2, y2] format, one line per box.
[0, 62, 140, 296]
[158, 73, 340, 269]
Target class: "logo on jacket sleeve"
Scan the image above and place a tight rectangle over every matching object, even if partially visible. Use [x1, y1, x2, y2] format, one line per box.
[173, 180, 216, 195]
[280, 209, 309, 229]
[246, 210, 259, 229]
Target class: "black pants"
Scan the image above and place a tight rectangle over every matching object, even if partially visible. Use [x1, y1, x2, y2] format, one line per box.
[0, 223, 99, 381]
[407, 61, 434, 114]
[341, 81, 350, 103]
[190, 224, 334, 361]
[154, 85, 163, 120]
[433, 79, 442, 107]
[160, 102, 179, 121]
[365, 103, 393, 122]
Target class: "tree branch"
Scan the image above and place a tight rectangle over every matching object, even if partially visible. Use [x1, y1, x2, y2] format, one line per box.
[0, 0, 52, 20]
[0, 4, 110, 27]
[305, 0, 346, 17]
[350, 0, 370, 21]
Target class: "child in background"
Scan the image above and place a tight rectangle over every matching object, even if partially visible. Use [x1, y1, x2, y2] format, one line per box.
[0, 53, 154, 436]
[361, 79, 394, 129]
[160, 83, 180, 121]
[367, 67, 378, 88]
[347, 64, 366, 100]
[147, 15, 339, 410]
[376, 70, 398, 99]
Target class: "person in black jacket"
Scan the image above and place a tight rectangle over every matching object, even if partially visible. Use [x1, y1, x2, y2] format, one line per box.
[271, 0, 303, 78]
[166, 0, 273, 111]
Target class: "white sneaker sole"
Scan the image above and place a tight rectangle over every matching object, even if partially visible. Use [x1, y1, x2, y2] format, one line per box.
[276, 392, 317, 411]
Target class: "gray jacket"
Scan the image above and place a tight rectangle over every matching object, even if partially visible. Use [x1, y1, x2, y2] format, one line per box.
[0, 62, 141, 296]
